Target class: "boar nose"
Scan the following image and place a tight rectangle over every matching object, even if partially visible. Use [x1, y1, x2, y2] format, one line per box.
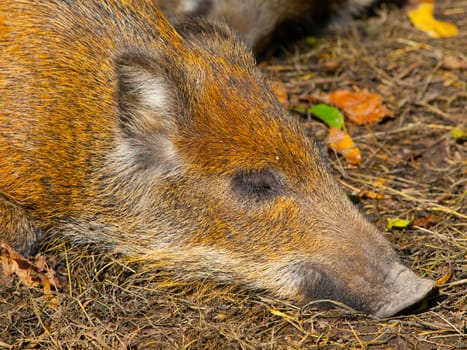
[374, 262, 435, 318]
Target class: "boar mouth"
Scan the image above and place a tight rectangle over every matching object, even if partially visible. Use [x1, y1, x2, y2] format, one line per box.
[297, 262, 435, 318]
[298, 263, 373, 314]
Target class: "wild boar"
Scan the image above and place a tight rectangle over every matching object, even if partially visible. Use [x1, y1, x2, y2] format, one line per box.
[0, 0, 433, 318]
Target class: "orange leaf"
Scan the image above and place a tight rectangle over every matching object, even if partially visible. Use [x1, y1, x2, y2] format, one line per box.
[442, 55, 467, 70]
[373, 178, 388, 187]
[323, 89, 393, 125]
[271, 81, 289, 107]
[359, 190, 384, 200]
[408, 2, 458, 38]
[435, 270, 453, 287]
[326, 127, 361, 165]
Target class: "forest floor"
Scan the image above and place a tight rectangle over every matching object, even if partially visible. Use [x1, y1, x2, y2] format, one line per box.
[1, 0, 465, 349]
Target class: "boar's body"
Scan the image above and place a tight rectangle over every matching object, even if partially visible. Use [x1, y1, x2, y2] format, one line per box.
[155, 0, 377, 53]
[0, 0, 433, 317]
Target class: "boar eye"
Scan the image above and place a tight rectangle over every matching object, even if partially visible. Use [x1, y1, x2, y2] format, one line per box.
[231, 169, 283, 201]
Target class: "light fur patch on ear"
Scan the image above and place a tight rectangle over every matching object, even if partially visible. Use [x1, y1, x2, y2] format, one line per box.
[118, 63, 170, 117]
[115, 50, 181, 170]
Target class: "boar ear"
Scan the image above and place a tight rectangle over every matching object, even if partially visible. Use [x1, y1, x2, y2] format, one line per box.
[114, 49, 182, 167]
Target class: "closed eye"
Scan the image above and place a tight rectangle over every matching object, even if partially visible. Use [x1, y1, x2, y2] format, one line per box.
[231, 169, 284, 201]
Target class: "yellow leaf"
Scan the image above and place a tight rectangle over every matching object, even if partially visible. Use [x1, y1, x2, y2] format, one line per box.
[408, 3, 458, 38]
[386, 217, 414, 230]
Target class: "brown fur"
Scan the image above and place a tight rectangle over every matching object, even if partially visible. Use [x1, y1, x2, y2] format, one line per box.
[0, 0, 432, 317]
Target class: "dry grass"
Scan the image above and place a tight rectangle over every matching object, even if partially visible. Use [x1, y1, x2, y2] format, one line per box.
[1, 1, 466, 349]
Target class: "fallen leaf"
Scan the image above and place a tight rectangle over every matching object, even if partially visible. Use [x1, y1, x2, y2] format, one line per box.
[373, 178, 388, 187]
[413, 214, 441, 228]
[438, 71, 463, 88]
[271, 80, 289, 107]
[213, 313, 229, 322]
[1, 241, 41, 287]
[451, 127, 467, 140]
[386, 217, 415, 230]
[302, 36, 319, 48]
[1, 240, 61, 307]
[309, 104, 345, 129]
[326, 127, 362, 165]
[442, 55, 467, 70]
[359, 190, 384, 200]
[322, 89, 393, 125]
[320, 61, 340, 73]
[435, 270, 453, 287]
[408, 2, 458, 38]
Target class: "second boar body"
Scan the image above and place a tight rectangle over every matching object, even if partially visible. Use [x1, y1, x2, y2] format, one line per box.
[156, 0, 378, 53]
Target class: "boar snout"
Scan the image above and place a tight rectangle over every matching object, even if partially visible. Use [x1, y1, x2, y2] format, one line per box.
[295, 262, 435, 318]
[373, 263, 435, 318]
[296, 260, 435, 318]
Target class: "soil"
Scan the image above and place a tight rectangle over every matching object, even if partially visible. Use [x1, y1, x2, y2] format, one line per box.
[1, 1, 465, 349]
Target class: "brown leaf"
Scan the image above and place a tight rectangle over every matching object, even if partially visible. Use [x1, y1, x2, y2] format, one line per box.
[321, 89, 393, 125]
[1, 241, 41, 287]
[1, 240, 61, 303]
[413, 214, 441, 229]
[320, 61, 340, 73]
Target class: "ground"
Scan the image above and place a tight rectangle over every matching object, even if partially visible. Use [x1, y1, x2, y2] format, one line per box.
[1, 1, 465, 349]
